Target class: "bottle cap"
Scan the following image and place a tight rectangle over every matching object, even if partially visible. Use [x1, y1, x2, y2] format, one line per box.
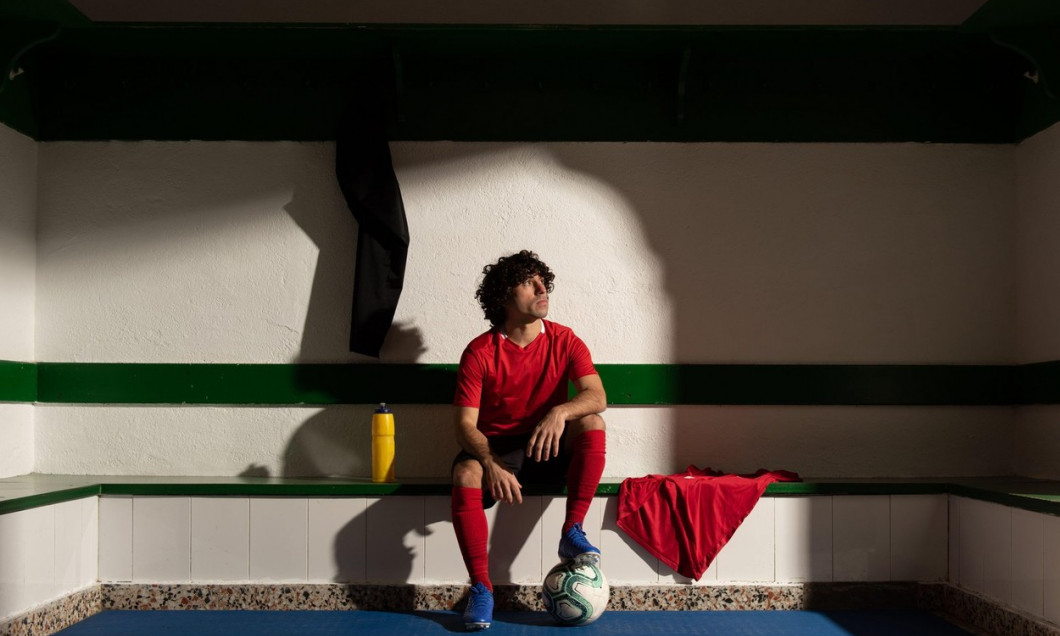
[375, 403, 392, 414]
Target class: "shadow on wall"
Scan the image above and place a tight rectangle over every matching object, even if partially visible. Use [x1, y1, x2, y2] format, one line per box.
[240, 177, 432, 479]
[546, 143, 1012, 477]
[329, 499, 452, 602]
[244, 166, 458, 586]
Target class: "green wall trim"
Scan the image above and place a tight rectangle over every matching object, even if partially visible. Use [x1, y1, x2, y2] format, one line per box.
[1014, 360, 1060, 404]
[0, 359, 1050, 406]
[35, 362, 459, 405]
[600, 364, 1013, 405]
[0, 360, 37, 402]
[21, 360, 1034, 406]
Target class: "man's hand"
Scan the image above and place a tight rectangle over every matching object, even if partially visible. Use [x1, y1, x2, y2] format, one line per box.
[483, 457, 523, 505]
[526, 374, 606, 462]
[527, 409, 567, 462]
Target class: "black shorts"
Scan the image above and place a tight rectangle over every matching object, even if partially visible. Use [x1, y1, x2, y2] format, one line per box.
[452, 433, 572, 509]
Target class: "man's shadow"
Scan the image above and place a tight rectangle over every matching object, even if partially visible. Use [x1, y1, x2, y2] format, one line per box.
[240, 157, 547, 601]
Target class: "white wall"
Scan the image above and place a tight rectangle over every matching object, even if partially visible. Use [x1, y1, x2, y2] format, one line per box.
[33, 404, 1013, 479]
[0, 123, 37, 478]
[1013, 122, 1060, 479]
[1015, 122, 1060, 363]
[0, 124, 36, 361]
[33, 140, 1017, 478]
[36, 141, 1015, 365]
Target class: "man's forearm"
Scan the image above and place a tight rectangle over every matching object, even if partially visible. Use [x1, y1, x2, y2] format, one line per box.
[454, 407, 497, 465]
[458, 426, 495, 464]
[551, 387, 607, 422]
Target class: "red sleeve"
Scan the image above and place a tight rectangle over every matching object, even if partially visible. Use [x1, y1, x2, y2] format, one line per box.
[567, 335, 597, 381]
[453, 346, 484, 408]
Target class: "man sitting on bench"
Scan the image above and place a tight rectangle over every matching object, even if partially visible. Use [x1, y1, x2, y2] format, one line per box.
[450, 250, 607, 631]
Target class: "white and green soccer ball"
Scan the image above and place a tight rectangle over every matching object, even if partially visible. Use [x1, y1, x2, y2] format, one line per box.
[541, 558, 609, 625]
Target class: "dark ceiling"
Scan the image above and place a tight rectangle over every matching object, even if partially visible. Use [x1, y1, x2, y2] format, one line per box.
[1, 0, 1058, 142]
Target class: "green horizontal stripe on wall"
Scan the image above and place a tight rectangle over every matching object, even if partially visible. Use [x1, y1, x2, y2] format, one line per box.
[0, 360, 37, 402]
[35, 363, 459, 405]
[1013, 360, 1060, 405]
[30, 361, 1023, 406]
[602, 364, 1014, 405]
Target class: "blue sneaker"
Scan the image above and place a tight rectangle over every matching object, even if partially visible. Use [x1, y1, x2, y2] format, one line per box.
[463, 582, 493, 631]
[558, 522, 601, 563]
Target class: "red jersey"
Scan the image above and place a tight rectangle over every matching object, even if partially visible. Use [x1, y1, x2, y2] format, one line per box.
[453, 320, 598, 437]
[617, 466, 800, 580]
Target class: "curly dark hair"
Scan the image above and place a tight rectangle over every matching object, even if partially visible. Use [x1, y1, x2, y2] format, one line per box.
[476, 250, 555, 327]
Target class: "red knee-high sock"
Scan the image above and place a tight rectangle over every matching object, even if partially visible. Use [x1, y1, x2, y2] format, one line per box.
[451, 486, 492, 591]
[564, 429, 606, 532]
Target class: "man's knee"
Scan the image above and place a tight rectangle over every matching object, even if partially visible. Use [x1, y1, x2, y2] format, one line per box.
[569, 413, 605, 435]
[452, 459, 484, 489]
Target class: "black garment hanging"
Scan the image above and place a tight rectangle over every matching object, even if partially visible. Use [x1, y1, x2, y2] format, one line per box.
[335, 105, 409, 357]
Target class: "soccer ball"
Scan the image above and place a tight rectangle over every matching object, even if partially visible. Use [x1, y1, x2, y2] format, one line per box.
[541, 558, 609, 625]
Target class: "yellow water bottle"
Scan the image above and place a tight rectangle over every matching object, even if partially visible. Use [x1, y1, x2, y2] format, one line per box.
[371, 403, 395, 483]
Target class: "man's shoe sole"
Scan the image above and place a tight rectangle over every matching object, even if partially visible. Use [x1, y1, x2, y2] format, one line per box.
[562, 552, 601, 566]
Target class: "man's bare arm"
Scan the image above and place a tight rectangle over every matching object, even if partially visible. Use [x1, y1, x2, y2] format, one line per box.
[454, 405, 523, 504]
[527, 373, 607, 461]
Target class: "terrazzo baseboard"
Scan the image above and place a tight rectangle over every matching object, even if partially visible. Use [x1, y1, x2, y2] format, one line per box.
[98, 582, 911, 612]
[4, 582, 1058, 636]
[0, 582, 940, 619]
[96, 582, 1060, 636]
[918, 583, 1060, 636]
[0, 586, 101, 636]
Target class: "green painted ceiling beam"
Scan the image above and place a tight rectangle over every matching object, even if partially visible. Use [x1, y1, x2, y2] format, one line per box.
[962, 0, 1060, 31]
[1, 0, 1059, 141]
[962, 0, 1060, 136]
[0, 24, 1034, 142]
[0, 0, 89, 25]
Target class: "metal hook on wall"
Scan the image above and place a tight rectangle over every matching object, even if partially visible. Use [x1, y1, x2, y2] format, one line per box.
[0, 22, 62, 96]
[989, 29, 1059, 101]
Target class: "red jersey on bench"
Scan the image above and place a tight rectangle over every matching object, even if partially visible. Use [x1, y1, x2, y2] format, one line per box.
[618, 466, 800, 580]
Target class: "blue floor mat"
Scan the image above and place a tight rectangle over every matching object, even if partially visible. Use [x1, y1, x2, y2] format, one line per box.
[55, 609, 978, 635]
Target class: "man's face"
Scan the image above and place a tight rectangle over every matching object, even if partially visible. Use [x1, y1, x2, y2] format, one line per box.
[504, 273, 549, 323]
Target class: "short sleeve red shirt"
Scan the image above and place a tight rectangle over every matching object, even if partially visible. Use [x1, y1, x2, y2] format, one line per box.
[453, 320, 598, 437]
